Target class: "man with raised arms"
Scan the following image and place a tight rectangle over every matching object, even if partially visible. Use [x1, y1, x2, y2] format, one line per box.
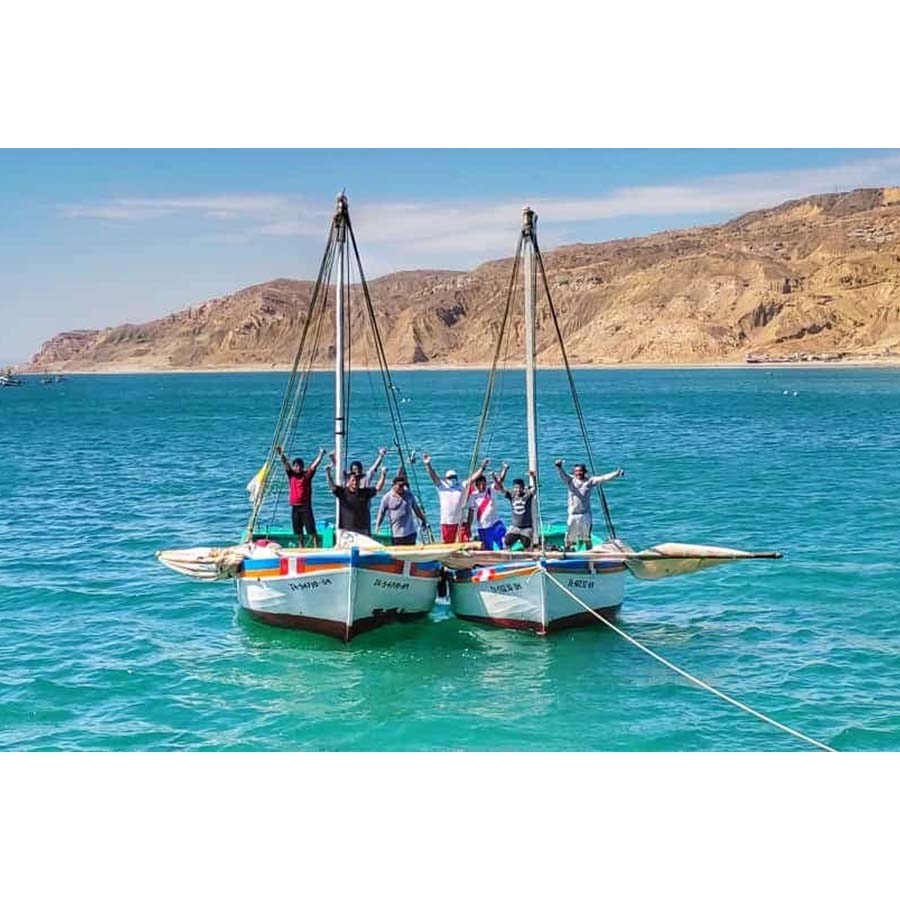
[325, 461, 387, 536]
[422, 453, 490, 544]
[330, 446, 388, 488]
[555, 458, 624, 550]
[276, 445, 327, 547]
[466, 462, 509, 551]
[494, 468, 537, 550]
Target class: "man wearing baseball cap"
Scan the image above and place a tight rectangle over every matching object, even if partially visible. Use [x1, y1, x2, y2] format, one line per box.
[422, 452, 489, 544]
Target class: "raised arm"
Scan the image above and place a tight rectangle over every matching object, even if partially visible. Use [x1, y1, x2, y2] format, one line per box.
[468, 457, 490, 485]
[366, 447, 387, 483]
[307, 448, 327, 476]
[324, 463, 336, 493]
[375, 467, 387, 493]
[422, 452, 442, 487]
[275, 445, 292, 476]
[528, 469, 537, 494]
[555, 458, 572, 485]
[590, 468, 625, 486]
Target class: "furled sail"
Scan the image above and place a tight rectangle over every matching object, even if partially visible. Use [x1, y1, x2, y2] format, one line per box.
[157, 532, 478, 582]
[616, 542, 782, 580]
[156, 546, 248, 581]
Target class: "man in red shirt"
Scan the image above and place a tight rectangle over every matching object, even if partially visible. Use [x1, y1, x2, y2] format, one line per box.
[276, 445, 326, 547]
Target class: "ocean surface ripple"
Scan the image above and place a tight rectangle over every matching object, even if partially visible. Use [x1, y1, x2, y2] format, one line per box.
[2, 368, 898, 751]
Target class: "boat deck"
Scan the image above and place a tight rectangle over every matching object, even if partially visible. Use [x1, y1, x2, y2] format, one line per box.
[246, 522, 604, 551]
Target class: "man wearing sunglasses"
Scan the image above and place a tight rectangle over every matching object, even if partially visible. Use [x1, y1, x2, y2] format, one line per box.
[422, 452, 489, 544]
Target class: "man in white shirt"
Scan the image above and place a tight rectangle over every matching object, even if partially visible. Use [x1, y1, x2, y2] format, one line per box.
[555, 458, 624, 549]
[422, 452, 489, 543]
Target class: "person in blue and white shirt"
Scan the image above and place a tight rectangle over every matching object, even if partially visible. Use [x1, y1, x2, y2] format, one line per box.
[466, 462, 509, 550]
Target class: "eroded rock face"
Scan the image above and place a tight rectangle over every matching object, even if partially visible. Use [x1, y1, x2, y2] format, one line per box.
[23, 187, 900, 371]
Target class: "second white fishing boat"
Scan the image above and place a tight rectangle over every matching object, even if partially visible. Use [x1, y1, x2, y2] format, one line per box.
[445, 207, 779, 634]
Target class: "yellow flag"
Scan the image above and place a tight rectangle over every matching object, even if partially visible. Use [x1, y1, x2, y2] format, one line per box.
[246, 463, 269, 505]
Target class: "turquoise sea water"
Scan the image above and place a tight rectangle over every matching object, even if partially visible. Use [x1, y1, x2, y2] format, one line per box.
[2, 368, 899, 751]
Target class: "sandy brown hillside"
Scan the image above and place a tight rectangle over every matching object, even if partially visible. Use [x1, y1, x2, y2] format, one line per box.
[25, 187, 900, 371]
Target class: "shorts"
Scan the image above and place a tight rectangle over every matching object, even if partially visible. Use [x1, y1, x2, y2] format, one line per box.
[477, 520, 507, 551]
[504, 527, 533, 549]
[441, 523, 471, 544]
[291, 505, 318, 542]
[565, 513, 593, 546]
[392, 533, 417, 546]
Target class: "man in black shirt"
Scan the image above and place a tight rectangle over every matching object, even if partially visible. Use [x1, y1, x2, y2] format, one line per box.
[494, 469, 537, 550]
[325, 463, 386, 535]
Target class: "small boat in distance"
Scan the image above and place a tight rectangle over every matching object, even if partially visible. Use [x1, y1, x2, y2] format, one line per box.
[0, 369, 24, 387]
[444, 207, 781, 634]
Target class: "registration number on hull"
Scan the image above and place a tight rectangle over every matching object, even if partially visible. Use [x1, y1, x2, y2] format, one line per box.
[372, 578, 410, 592]
[288, 577, 334, 592]
[567, 578, 595, 590]
[487, 582, 522, 594]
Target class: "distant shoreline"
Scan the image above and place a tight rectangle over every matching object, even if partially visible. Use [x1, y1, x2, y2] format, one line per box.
[17, 359, 900, 375]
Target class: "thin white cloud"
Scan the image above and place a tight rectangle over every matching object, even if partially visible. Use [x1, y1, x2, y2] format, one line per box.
[57, 153, 900, 262]
[59, 193, 318, 222]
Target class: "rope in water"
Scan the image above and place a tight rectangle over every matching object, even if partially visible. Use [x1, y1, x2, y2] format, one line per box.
[542, 570, 837, 752]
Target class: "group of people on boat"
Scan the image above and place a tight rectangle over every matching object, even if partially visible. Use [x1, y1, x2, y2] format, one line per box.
[423, 453, 623, 550]
[276, 444, 426, 547]
[277, 443, 623, 550]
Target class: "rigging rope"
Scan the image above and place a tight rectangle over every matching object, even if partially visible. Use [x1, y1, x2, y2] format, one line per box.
[268, 255, 333, 530]
[482, 280, 515, 464]
[342, 238, 352, 478]
[542, 570, 836, 752]
[345, 209, 433, 542]
[246, 226, 336, 535]
[457, 235, 523, 530]
[533, 236, 617, 539]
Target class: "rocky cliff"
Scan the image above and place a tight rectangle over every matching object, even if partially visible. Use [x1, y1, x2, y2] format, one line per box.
[25, 187, 900, 370]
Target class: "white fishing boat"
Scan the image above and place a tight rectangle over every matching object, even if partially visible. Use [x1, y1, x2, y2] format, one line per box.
[234, 535, 448, 641]
[446, 207, 780, 634]
[158, 194, 470, 641]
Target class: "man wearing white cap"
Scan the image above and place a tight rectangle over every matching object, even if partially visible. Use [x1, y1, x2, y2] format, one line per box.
[423, 452, 489, 544]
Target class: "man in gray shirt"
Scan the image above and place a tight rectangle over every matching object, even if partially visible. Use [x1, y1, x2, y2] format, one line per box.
[375, 477, 428, 545]
[555, 459, 624, 549]
[494, 469, 537, 550]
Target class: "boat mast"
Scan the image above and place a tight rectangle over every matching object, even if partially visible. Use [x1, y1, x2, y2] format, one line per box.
[334, 193, 348, 517]
[522, 207, 541, 534]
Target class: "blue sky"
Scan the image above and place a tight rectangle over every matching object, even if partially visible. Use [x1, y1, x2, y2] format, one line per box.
[2, 149, 899, 363]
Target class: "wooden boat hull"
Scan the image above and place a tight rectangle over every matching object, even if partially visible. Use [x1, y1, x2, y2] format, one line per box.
[448, 556, 626, 635]
[235, 547, 441, 642]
